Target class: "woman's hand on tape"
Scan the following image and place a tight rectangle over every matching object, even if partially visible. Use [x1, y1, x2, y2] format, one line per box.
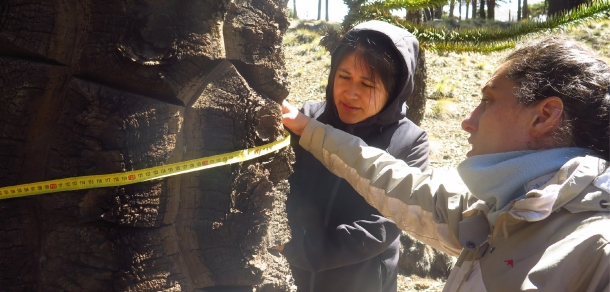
[282, 101, 310, 136]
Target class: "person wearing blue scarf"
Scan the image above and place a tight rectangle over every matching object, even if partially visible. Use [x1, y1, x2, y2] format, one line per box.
[281, 36, 610, 292]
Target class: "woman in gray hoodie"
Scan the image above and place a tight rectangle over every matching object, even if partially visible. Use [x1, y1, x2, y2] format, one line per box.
[272, 21, 430, 292]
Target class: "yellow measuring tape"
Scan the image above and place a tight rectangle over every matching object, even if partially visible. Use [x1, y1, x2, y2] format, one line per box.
[0, 131, 290, 200]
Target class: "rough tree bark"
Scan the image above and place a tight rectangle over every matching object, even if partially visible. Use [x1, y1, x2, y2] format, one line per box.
[0, 0, 295, 291]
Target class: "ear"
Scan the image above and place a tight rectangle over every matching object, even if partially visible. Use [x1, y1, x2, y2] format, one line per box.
[530, 96, 563, 137]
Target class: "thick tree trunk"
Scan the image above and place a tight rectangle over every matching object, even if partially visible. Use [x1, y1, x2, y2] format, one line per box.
[406, 48, 427, 126]
[518, 0, 522, 20]
[522, 0, 529, 18]
[0, 0, 294, 291]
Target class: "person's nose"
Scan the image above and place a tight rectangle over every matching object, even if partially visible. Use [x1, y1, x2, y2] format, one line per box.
[461, 107, 479, 133]
[347, 83, 359, 99]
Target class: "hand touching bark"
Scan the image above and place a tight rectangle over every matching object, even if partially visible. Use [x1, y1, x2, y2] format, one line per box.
[282, 101, 310, 136]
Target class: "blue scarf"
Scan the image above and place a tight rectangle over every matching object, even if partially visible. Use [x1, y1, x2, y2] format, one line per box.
[456, 147, 590, 214]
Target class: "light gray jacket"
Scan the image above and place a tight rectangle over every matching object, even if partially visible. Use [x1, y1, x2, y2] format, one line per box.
[298, 118, 610, 292]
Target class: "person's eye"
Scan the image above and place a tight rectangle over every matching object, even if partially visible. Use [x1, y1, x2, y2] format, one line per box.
[481, 97, 491, 104]
[338, 75, 349, 80]
[362, 82, 375, 88]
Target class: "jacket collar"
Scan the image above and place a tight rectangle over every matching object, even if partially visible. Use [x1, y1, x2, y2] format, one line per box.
[507, 155, 609, 222]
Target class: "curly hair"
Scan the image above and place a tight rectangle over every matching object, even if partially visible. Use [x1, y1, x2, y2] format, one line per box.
[504, 36, 610, 158]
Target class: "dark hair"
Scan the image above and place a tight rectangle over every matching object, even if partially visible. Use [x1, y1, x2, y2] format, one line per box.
[325, 30, 404, 114]
[504, 36, 610, 158]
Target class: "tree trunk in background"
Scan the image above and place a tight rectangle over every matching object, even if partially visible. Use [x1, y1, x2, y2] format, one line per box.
[518, 0, 522, 20]
[318, 0, 322, 20]
[450, 0, 456, 18]
[406, 48, 427, 126]
[325, 0, 329, 21]
[293, 0, 298, 19]
[548, 0, 589, 16]
[522, 0, 529, 18]
[434, 5, 444, 19]
[487, 0, 495, 19]
[423, 7, 433, 21]
[407, 8, 423, 24]
[0, 0, 295, 291]
[471, 0, 478, 19]
[479, 0, 486, 19]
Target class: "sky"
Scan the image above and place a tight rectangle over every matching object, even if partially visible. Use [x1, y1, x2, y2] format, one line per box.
[286, 0, 544, 23]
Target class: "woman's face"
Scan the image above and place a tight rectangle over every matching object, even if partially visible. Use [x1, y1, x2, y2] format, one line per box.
[461, 62, 537, 157]
[333, 53, 389, 124]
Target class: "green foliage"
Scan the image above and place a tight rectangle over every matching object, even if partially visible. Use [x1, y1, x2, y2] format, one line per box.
[340, 0, 610, 53]
[372, 0, 448, 10]
[528, 2, 547, 18]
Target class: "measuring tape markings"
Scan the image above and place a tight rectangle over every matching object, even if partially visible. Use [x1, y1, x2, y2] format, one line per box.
[0, 131, 290, 200]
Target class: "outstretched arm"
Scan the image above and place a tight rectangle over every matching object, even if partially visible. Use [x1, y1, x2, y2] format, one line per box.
[282, 102, 471, 256]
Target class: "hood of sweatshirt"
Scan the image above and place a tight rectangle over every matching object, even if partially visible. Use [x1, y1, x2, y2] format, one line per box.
[304, 20, 419, 137]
